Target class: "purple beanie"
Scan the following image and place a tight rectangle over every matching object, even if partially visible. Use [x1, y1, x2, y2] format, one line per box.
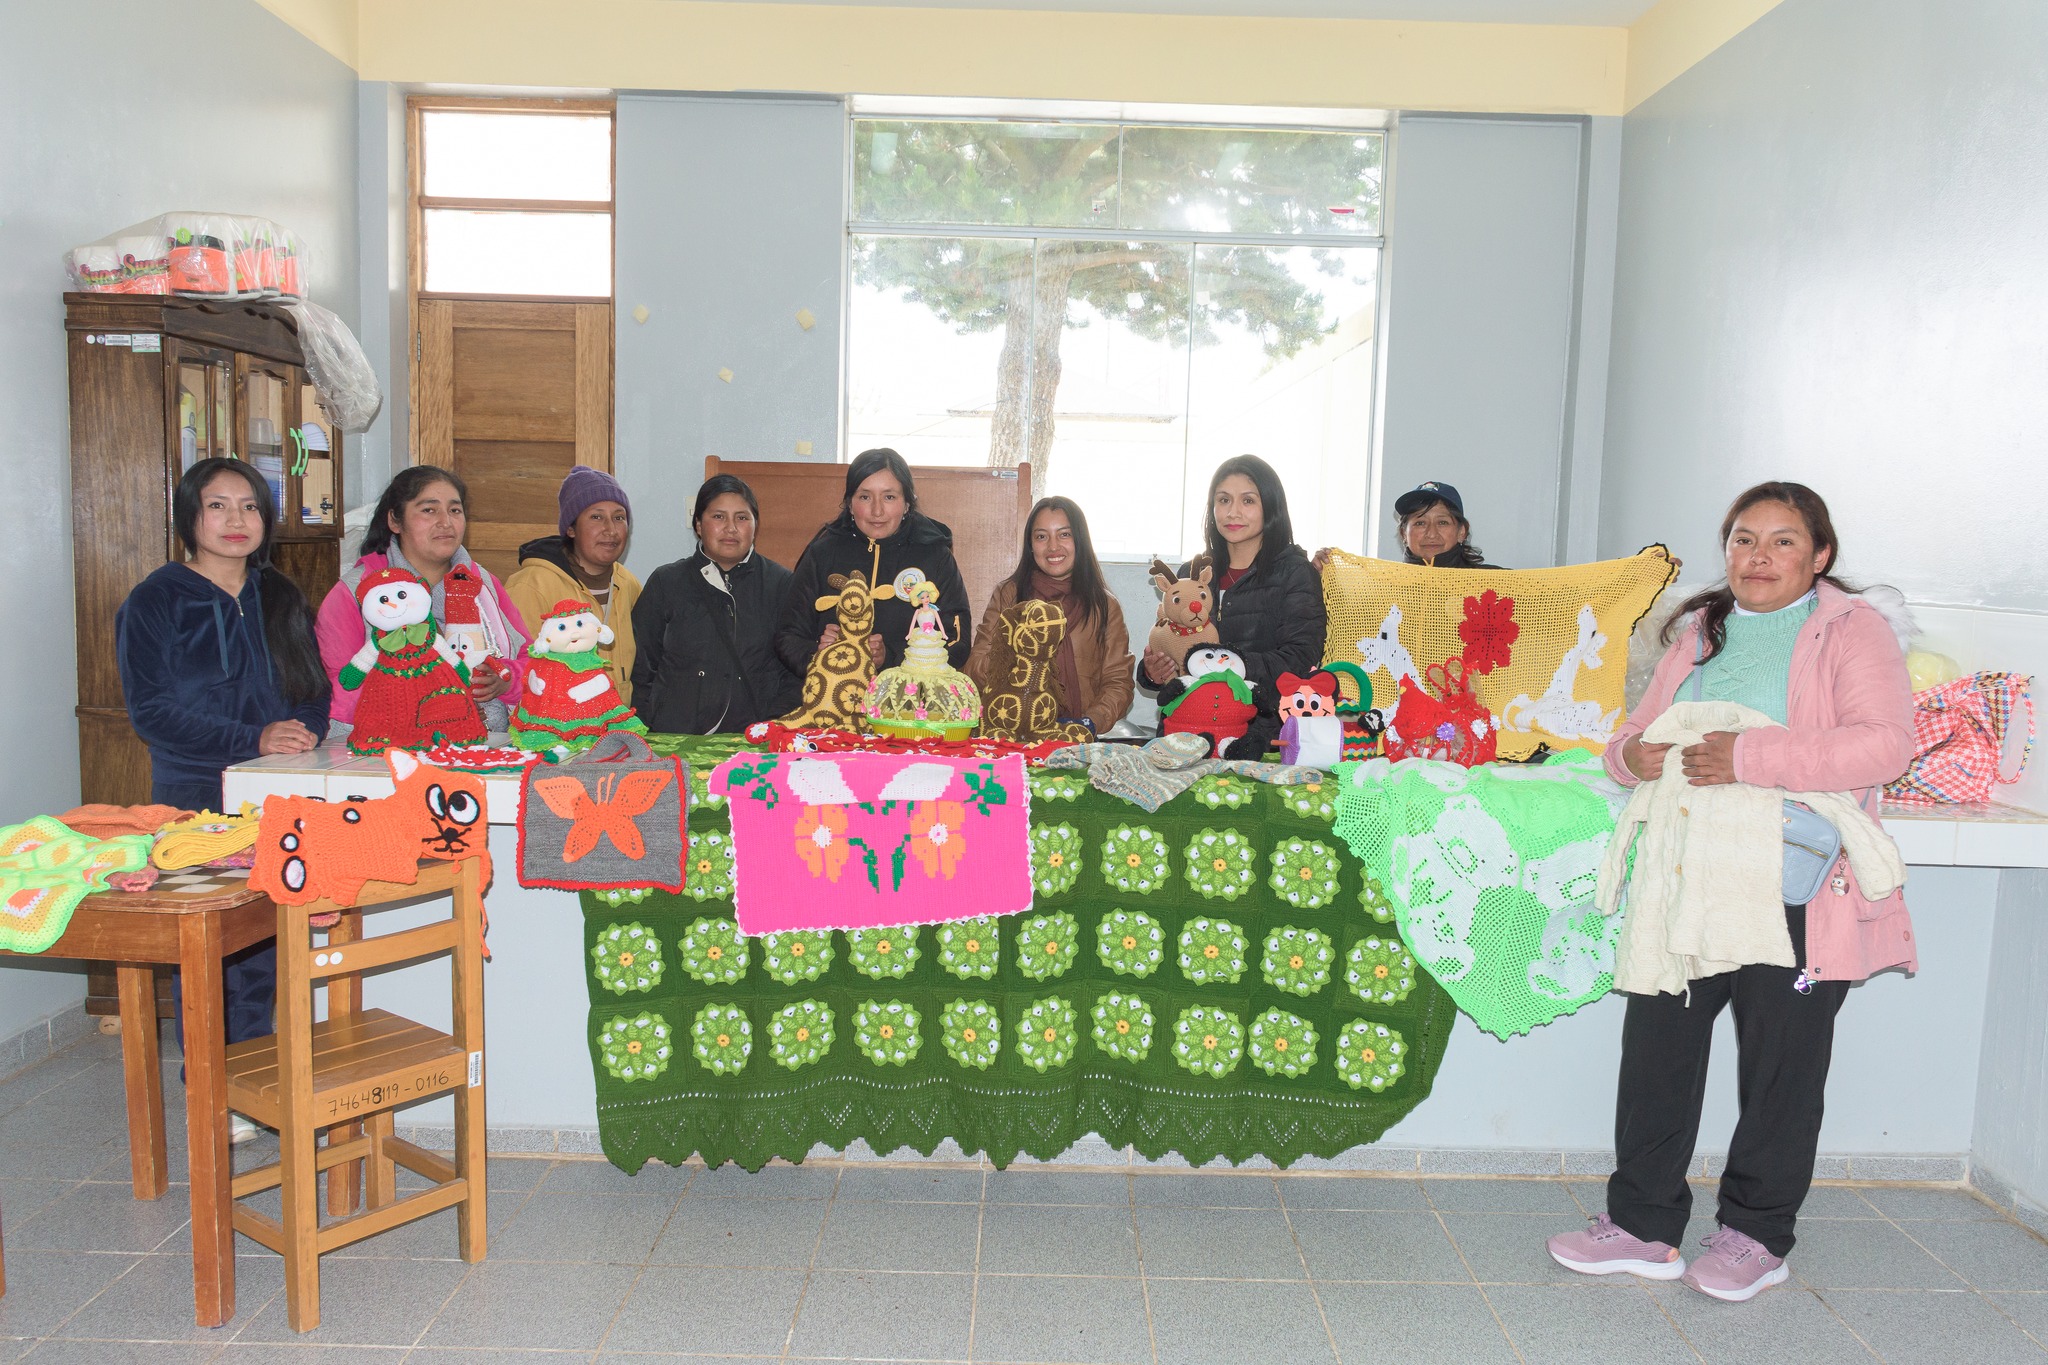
[558, 465, 631, 536]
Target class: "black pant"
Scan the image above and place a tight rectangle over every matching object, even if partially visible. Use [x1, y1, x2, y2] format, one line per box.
[1607, 905, 1850, 1258]
[156, 778, 278, 1053]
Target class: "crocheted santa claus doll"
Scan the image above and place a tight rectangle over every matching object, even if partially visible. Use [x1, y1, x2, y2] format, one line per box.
[339, 566, 486, 755]
[509, 601, 646, 753]
[441, 564, 512, 688]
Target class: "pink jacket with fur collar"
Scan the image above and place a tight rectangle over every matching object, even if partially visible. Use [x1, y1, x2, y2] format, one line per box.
[1605, 581, 1918, 984]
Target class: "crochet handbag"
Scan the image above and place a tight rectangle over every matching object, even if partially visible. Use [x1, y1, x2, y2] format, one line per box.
[517, 731, 688, 891]
[1688, 643, 1841, 904]
[1884, 671, 2036, 805]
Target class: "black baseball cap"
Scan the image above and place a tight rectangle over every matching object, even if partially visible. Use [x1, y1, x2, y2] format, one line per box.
[1394, 481, 1464, 518]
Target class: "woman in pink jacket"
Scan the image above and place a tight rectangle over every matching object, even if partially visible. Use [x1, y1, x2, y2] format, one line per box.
[1548, 481, 1915, 1303]
[316, 466, 529, 734]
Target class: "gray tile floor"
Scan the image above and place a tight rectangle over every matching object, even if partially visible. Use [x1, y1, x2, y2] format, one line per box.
[3, 1032, 2047, 1363]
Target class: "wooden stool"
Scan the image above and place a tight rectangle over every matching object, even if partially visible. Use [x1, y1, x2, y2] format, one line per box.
[225, 858, 488, 1332]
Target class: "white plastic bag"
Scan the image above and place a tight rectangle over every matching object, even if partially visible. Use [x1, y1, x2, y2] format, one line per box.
[285, 300, 383, 433]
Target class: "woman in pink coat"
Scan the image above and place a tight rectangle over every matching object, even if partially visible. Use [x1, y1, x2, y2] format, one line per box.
[1548, 481, 1915, 1303]
[316, 466, 529, 734]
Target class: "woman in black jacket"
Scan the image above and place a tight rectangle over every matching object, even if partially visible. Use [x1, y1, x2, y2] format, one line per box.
[775, 448, 972, 676]
[1140, 454, 1327, 692]
[631, 475, 801, 734]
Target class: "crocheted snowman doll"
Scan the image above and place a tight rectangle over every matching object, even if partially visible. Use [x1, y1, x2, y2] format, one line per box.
[339, 566, 486, 755]
[509, 600, 647, 752]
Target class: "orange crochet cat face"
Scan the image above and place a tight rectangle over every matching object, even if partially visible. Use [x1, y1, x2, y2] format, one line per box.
[252, 752, 488, 906]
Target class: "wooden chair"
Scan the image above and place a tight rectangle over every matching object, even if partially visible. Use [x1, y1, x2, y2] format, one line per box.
[225, 858, 488, 1332]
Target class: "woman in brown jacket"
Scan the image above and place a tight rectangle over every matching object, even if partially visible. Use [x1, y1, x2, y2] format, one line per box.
[967, 497, 1134, 735]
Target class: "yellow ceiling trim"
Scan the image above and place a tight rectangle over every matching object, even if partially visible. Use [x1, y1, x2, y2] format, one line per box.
[354, 0, 1629, 115]
[252, 0, 359, 68]
[247, 0, 1787, 119]
[1624, 0, 1785, 110]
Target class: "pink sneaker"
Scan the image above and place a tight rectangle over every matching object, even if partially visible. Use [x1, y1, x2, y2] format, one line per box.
[1680, 1226, 1790, 1302]
[1547, 1214, 1687, 1280]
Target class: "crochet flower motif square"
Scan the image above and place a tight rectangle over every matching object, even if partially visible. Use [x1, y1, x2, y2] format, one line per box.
[1090, 991, 1154, 1063]
[1178, 917, 1248, 986]
[1096, 909, 1165, 978]
[767, 999, 833, 1070]
[1016, 912, 1079, 981]
[1261, 926, 1333, 996]
[1029, 770, 1086, 804]
[941, 999, 1001, 1070]
[1359, 873, 1397, 924]
[1190, 775, 1253, 810]
[682, 830, 736, 901]
[759, 930, 834, 985]
[1278, 781, 1337, 821]
[1100, 824, 1171, 895]
[854, 999, 922, 1066]
[1172, 1005, 1244, 1079]
[689, 766, 728, 810]
[1031, 823, 1085, 898]
[592, 886, 654, 908]
[937, 916, 1000, 979]
[1183, 829, 1257, 900]
[1346, 937, 1419, 1006]
[1250, 1008, 1318, 1078]
[691, 1003, 751, 1076]
[1016, 997, 1078, 1072]
[679, 917, 747, 985]
[846, 926, 921, 980]
[600, 1011, 672, 1083]
[1268, 839, 1342, 909]
[1334, 1020, 1407, 1092]
[591, 922, 664, 995]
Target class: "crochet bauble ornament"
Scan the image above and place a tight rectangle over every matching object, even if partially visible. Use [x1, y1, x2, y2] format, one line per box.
[510, 600, 647, 753]
[340, 566, 486, 756]
[863, 570, 982, 741]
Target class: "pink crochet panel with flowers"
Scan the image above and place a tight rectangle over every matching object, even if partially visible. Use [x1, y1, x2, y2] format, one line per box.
[710, 751, 1034, 935]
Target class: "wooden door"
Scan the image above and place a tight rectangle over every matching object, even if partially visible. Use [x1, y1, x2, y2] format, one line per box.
[413, 299, 612, 580]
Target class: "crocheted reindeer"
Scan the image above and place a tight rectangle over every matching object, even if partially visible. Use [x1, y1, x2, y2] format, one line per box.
[980, 599, 1092, 744]
[780, 570, 879, 730]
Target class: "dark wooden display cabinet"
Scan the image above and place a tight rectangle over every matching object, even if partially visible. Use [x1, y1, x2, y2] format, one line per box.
[65, 292, 346, 1019]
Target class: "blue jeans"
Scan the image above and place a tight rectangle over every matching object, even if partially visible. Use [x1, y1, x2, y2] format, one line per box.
[154, 779, 277, 1051]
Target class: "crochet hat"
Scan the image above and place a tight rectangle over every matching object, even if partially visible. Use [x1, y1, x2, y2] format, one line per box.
[355, 564, 425, 607]
[1394, 481, 1464, 519]
[558, 465, 631, 536]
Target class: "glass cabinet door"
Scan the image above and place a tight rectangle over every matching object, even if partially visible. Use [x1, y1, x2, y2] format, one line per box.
[296, 374, 337, 529]
[241, 360, 291, 524]
[172, 344, 234, 471]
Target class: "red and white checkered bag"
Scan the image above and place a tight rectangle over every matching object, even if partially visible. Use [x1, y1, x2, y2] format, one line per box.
[1884, 671, 2035, 805]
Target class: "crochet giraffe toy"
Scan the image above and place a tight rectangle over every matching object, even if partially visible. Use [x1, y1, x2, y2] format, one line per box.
[780, 570, 879, 730]
[979, 599, 1092, 744]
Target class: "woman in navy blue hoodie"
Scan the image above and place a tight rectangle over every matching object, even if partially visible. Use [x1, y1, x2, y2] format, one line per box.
[117, 458, 330, 1134]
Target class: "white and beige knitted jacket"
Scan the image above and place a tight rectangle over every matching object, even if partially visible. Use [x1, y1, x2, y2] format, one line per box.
[1594, 700, 1906, 996]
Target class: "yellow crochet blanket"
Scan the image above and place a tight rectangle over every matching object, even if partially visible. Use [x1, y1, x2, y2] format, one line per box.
[1321, 548, 1678, 759]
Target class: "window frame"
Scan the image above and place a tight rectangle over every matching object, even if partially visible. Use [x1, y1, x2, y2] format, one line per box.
[841, 112, 1390, 560]
[407, 94, 618, 308]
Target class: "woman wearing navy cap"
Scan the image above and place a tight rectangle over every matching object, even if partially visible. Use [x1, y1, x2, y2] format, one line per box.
[1392, 481, 1499, 569]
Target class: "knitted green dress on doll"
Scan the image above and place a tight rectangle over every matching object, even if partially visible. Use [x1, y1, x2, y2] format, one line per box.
[512, 600, 648, 753]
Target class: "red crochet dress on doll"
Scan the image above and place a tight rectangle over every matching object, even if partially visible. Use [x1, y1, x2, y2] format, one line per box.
[509, 600, 646, 752]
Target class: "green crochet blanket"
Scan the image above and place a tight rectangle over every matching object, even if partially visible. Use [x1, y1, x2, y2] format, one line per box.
[1331, 749, 1629, 1040]
[580, 736, 1456, 1171]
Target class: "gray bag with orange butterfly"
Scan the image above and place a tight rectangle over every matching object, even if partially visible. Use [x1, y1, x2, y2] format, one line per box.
[516, 732, 689, 891]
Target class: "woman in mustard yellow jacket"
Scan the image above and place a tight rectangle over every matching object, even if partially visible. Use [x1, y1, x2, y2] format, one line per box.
[505, 465, 642, 703]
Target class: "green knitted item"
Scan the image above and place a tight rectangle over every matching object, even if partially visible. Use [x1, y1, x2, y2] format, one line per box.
[1330, 749, 1628, 1040]
[1691, 597, 1814, 725]
[582, 734, 1456, 1172]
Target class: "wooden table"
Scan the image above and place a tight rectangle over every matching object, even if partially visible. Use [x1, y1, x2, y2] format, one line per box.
[0, 868, 357, 1327]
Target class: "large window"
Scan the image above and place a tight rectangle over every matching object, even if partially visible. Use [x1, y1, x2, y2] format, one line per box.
[412, 99, 615, 298]
[848, 119, 1384, 557]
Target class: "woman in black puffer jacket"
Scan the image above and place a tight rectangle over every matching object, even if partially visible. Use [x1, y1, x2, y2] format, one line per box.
[775, 449, 972, 677]
[632, 475, 801, 734]
[1139, 454, 1327, 693]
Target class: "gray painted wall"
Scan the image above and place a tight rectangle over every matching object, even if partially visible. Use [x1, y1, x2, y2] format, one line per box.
[1378, 116, 1589, 570]
[613, 93, 848, 576]
[1975, 870, 2048, 1218]
[0, 0, 360, 1042]
[1601, 0, 2048, 603]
